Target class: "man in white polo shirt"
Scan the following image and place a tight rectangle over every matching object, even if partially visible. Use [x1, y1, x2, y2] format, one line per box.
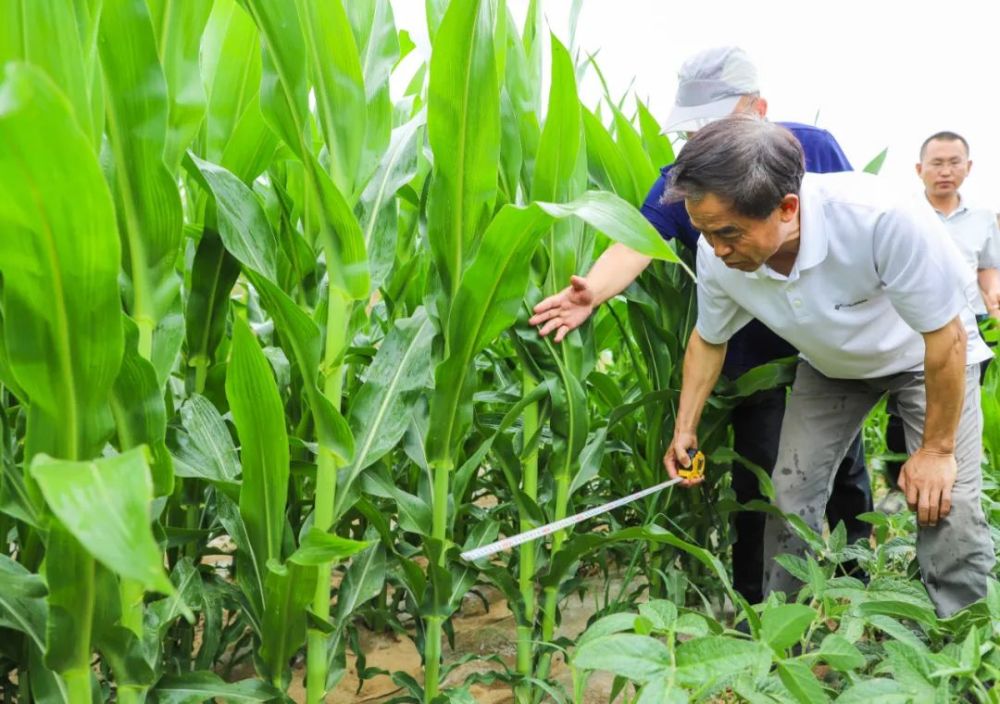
[917, 131, 1000, 326]
[662, 117, 994, 616]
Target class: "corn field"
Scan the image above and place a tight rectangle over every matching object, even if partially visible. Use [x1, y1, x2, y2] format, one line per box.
[0, 1, 998, 703]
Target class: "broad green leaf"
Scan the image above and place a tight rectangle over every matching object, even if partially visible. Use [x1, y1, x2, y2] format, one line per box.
[242, 0, 309, 159]
[575, 612, 639, 649]
[185, 153, 280, 281]
[150, 672, 282, 703]
[0, 63, 123, 461]
[639, 600, 678, 633]
[32, 450, 173, 594]
[174, 394, 240, 484]
[760, 603, 817, 651]
[637, 99, 675, 168]
[110, 316, 173, 497]
[258, 559, 317, 685]
[215, 494, 264, 627]
[334, 308, 433, 521]
[200, 0, 276, 181]
[426, 205, 553, 466]
[815, 633, 864, 672]
[183, 230, 240, 382]
[582, 105, 638, 205]
[835, 678, 912, 703]
[532, 33, 580, 203]
[776, 660, 829, 703]
[674, 636, 771, 688]
[99, 0, 183, 332]
[573, 634, 671, 684]
[537, 191, 687, 268]
[636, 678, 688, 704]
[612, 102, 657, 199]
[883, 641, 936, 697]
[358, 110, 425, 291]
[426, 0, 500, 299]
[288, 529, 371, 566]
[0, 0, 101, 145]
[227, 317, 289, 567]
[855, 600, 938, 630]
[147, 0, 213, 170]
[0, 554, 47, 651]
[297, 0, 366, 198]
[42, 523, 93, 677]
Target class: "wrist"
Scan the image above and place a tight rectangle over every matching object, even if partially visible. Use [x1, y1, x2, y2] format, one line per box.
[918, 445, 954, 457]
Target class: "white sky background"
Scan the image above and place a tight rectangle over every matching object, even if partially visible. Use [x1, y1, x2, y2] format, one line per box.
[391, 0, 1000, 210]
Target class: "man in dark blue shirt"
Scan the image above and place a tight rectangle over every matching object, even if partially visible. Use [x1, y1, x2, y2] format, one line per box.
[531, 46, 872, 604]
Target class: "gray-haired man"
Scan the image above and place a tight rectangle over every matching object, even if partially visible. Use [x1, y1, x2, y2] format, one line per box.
[662, 117, 995, 616]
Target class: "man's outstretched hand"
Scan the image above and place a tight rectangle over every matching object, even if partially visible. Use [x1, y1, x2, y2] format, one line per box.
[528, 275, 597, 342]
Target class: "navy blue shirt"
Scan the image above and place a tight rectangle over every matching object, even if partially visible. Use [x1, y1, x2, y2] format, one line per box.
[640, 121, 853, 377]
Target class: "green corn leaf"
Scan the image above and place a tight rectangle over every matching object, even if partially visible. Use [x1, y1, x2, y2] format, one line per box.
[297, 0, 365, 198]
[537, 191, 686, 268]
[150, 672, 282, 703]
[0, 0, 102, 146]
[637, 99, 675, 168]
[110, 316, 174, 496]
[147, 0, 213, 171]
[426, 205, 553, 466]
[582, 105, 638, 205]
[0, 63, 123, 461]
[426, 0, 500, 299]
[183, 230, 240, 383]
[573, 634, 671, 684]
[227, 316, 289, 569]
[258, 559, 317, 686]
[864, 147, 889, 174]
[31, 448, 173, 595]
[99, 0, 183, 333]
[611, 101, 658, 195]
[41, 523, 94, 677]
[532, 33, 581, 203]
[288, 529, 371, 566]
[0, 554, 47, 651]
[200, 0, 277, 181]
[334, 308, 433, 521]
[173, 394, 241, 484]
[358, 110, 425, 291]
[759, 603, 817, 651]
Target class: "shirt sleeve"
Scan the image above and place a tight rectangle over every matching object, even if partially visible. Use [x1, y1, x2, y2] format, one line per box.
[694, 241, 754, 344]
[978, 212, 1000, 269]
[872, 201, 971, 332]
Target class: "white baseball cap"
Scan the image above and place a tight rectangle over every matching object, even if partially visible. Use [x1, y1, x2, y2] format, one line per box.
[663, 46, 760, 133]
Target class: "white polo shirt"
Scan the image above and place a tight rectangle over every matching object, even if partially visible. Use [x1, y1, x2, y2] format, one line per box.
[929, 196, 1000, 315]
[696, 172, 992, 379]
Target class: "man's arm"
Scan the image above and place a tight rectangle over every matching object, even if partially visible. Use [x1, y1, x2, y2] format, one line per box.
[978, 268, 1000, 321]
[899, 316, 967, 526]
[529, 243, 651, 341]
[663, 329, 727, 487]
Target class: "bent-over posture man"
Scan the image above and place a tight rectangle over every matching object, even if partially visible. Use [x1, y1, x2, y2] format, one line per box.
[661, 117, 994, 616]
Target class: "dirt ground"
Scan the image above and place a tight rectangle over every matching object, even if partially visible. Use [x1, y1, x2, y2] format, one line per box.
[302, 576, 634, 703]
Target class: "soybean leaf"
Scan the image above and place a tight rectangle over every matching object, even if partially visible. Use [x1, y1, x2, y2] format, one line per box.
[760, 603, 817, 652]
[835, 678, 912, 703]
[814, 633, 865, 672]
[776, 660, 829, 703]
[573, 634, 671, 684]
[674, 636, 771, 688]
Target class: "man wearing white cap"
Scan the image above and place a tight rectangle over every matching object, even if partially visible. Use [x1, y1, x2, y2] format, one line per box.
[530, 46, 872, 605]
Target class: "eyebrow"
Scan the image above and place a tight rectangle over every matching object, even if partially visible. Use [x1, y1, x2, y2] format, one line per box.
[696, 224, 740, 238]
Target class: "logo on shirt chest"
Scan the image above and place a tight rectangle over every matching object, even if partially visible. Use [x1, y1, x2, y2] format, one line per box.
[834, 298, 869, 311]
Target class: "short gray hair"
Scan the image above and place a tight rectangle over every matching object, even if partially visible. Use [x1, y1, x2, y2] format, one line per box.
[664, 117, 805, 219]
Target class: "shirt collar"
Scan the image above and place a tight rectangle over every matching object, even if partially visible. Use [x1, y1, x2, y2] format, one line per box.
[750, 175, 828, 281]
[930, 193, 968, 220]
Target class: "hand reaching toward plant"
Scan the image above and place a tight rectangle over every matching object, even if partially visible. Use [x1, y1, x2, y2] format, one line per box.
[529, 275, 597, 342]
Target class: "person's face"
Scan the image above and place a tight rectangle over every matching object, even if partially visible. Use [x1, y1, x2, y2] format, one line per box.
[917, 139, 971, 199]
[686, 192, 799, 271]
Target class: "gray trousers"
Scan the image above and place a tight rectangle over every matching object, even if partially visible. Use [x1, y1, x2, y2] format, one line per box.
[763, 361, 995, 617]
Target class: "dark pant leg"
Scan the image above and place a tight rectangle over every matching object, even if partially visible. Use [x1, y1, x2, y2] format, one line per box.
[729, 387, 786, 604]
[885, 410, 906, 488]
[825, 432, 873, 546]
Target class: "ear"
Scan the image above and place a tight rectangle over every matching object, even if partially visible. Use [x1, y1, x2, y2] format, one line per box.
[915, 163, 923, 177]
[777, 193, 798, 221]
[754, 97, 768, 118]
[966, 159, 973, 175]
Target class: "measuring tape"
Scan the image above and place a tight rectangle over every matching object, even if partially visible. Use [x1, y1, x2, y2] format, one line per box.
[460, 450, 705, 562]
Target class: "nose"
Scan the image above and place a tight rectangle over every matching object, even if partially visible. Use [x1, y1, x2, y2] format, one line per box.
[713, 241, 734, 258]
